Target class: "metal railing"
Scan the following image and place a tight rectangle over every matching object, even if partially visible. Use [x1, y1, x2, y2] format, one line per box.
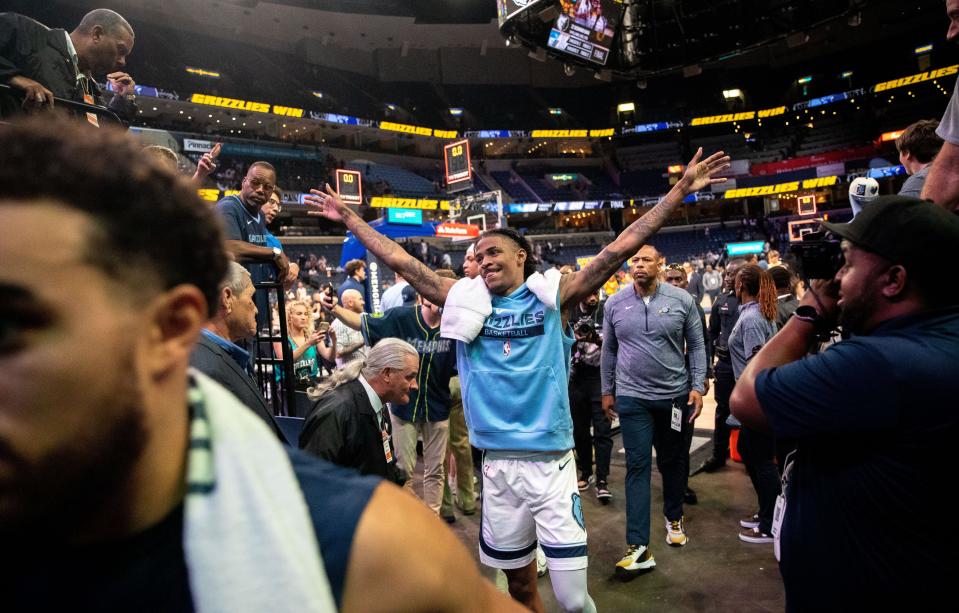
[251, 278, 297, 418]
[0, 83, 123, 126]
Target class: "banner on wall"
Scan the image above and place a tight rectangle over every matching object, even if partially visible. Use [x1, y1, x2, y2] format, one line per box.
[751, 146, 875, 176]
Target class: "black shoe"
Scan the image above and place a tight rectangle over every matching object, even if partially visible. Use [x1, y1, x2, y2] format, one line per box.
[441, 513, 456, 524]
[684, 487, 698, 505]
[595, 481, 613, 504]
[691, 457, 726, 476]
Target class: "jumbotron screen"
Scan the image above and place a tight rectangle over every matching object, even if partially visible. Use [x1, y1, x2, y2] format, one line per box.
[547, 0, 625, 66]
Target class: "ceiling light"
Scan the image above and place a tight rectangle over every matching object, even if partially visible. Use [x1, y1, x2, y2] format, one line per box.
[722, 89, 742, 99]
[617, 102, 636, 113]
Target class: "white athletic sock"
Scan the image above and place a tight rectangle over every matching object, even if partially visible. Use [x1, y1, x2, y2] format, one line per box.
[549, 568, 596, 613]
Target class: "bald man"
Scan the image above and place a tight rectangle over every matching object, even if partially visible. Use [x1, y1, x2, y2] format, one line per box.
[332, 288, 367, 367]
[601, 244, 707, 572]
[1, 8, 138, 120]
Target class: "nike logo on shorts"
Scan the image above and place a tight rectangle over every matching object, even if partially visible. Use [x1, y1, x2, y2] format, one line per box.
[559, 459, 571, 471]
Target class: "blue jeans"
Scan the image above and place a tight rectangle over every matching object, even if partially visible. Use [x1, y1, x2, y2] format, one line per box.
[618, 394, 692, 546]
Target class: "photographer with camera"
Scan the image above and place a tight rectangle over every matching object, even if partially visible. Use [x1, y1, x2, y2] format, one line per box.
[730, 196, 959, 610]
[569, 289, 613, 503]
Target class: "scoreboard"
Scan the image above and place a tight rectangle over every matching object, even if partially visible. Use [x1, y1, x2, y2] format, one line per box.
[444, 139, 472, 193]
[335, 169, 363, 205]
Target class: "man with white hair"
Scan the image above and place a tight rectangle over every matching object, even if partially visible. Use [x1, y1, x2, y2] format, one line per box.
[300, 338, 420, 486]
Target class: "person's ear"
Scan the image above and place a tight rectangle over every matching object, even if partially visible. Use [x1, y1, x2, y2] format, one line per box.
[880, 265, 909, 300]
[91, 24, 104, 43]
[143, 285, 207, 379]
[222, 287, 234, 314]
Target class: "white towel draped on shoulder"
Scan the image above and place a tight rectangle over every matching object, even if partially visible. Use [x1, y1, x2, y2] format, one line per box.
[184, 370, 336, 613]
[441, 269, 562, 342]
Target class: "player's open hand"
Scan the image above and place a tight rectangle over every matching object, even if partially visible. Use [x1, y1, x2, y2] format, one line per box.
[304, 183, 349, 222]
[680, 147, 731, 195]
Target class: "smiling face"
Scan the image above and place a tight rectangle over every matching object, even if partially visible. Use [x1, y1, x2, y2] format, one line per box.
[474, 235, 526, 295]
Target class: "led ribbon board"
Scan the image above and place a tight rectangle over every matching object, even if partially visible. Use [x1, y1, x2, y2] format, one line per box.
[336, 169, 363, 206]
[387, 208, 423, 225]
[724, 176, 838, 199]
[872, 65, 958, 93]
[726, 241, 765, 256]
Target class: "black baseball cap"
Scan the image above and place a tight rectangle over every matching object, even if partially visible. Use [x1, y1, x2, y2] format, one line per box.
[821, 195, 959, 267]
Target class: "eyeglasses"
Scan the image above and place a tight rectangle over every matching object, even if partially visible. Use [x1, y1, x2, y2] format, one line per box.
[246, 177, 275, 192]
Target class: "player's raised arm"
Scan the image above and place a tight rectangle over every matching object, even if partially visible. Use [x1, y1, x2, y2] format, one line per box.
[560, 147, 730, 308]
[305, 184, 456, 306]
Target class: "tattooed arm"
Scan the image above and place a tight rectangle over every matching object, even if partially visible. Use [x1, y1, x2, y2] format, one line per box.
[304, 184, 456, 306]
[559, 148, 731, 310]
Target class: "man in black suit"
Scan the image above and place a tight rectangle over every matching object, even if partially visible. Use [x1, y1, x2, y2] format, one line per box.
[190, 261, 286, 442]
[0, 9, 138, 120]
[300, 338, 419, 486]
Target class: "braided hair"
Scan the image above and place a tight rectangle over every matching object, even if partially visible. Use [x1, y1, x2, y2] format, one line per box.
[737, 264, 778, 322]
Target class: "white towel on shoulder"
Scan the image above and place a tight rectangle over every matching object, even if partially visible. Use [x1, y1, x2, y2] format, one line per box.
[185, 371, 336, 613]
[441, 269, 562, 342]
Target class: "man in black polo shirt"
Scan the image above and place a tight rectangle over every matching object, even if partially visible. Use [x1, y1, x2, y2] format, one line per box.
[321, 271, 458, 515]
[731, 196, 959, 611]
[693, 258, 743, 474]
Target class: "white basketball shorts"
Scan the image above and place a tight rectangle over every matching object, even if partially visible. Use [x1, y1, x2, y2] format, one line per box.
[478, 450, 588, 571]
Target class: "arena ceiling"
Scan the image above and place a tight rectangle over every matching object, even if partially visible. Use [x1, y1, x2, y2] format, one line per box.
[53, 0, 946, 86]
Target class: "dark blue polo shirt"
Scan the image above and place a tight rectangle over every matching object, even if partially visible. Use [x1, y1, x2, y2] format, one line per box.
[755, 307, 959, 610]
[361, 306, 456, 422]
[216, 195, 275, 288]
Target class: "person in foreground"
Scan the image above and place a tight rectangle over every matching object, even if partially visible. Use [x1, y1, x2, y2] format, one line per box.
[730, 195, 959, 611]
[0, 117, 522, 613]
[306, 147, 730, 612]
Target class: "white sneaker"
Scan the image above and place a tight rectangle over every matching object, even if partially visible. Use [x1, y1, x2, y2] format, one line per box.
[536, 546, 549, 577]
[740, 513, 760, 529]
[615, 544, 656, 575]
[665, 516, 689, 547]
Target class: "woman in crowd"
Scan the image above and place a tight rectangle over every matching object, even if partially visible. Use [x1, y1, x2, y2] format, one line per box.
[728, 264, 779, 544]
[275, 299, 337, 393]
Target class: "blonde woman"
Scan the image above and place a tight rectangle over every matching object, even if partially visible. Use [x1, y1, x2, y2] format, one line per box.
[274, 300, 336, 391]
